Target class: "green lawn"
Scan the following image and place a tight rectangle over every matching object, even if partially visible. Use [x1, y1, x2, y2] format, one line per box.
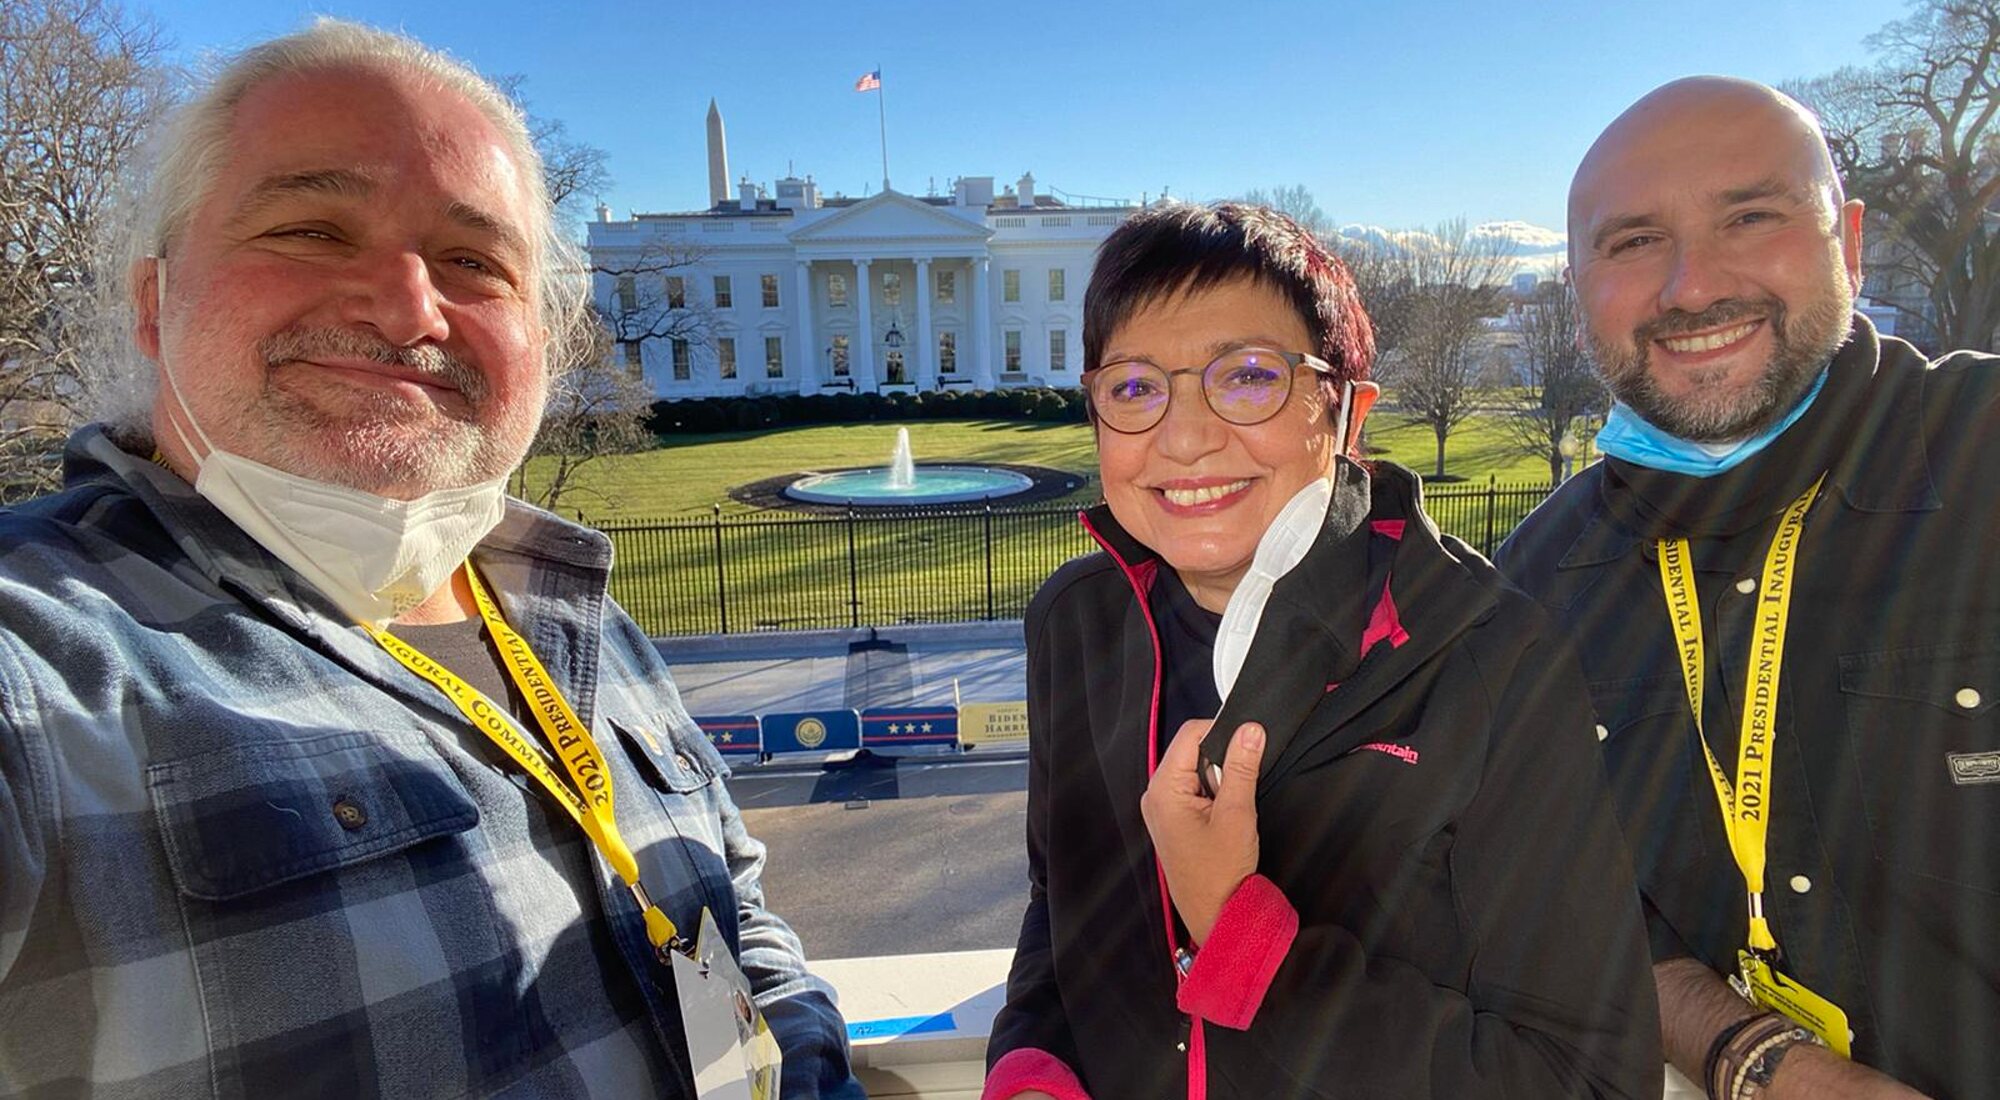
[1363, 412, 1559, 484]
[517, 420, 1101, 520]
[516, 415, 1560, 634]
[519, 413, 1556, 522]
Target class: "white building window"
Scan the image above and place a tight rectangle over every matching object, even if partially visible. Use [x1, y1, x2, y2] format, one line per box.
[1048, 269, 1066, 302]
[830, 334, 850, 377]
[621, 339, 642, 375]
[712, 275, 732, 308]
[882, 271, 902, 308]
[761, 274, 780, 308]
[938, 331, 957, 374]
[1004, 329, 1022, 373]
[1002, 269, 1020, 303]
[718, 337, 737, 379]
[666, 276, 686, 309]
[764, 335, 784, 378]
[935, 269, 956, 304]
[615, 275, 636, 313]
[828, 273, 848, 308]
[671, 338, 691, 380]
[1049, 329, 1067, 372]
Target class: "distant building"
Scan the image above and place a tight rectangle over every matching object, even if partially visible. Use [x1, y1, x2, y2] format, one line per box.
[585, 102, 1139, 398]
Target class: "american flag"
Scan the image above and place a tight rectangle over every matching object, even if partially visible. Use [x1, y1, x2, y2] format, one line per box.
[853, 69, 881, 92]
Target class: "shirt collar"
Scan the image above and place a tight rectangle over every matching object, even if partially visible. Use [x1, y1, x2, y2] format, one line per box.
[58, 424, 614, 626]
[1557, 314, 1940, 569]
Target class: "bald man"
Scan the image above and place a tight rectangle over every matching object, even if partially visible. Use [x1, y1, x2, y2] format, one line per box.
[1497, 77, 1999, 1099]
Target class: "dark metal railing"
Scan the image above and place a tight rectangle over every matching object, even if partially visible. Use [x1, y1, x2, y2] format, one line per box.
[600, 479, 1554, 637]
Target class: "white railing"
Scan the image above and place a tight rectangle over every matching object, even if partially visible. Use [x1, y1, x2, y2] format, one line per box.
[817, 950, 1703, 1098]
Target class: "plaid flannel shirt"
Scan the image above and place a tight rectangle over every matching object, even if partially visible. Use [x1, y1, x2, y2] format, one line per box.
[0, 427, 862, 1100]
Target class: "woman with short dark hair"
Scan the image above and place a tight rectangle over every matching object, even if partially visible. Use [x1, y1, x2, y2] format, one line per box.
[982, 202, 1660, 1099]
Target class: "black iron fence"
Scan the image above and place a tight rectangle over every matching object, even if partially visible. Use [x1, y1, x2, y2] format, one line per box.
[602, 478, 1555, 637]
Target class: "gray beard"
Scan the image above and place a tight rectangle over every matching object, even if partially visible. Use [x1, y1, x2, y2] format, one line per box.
[1590, 287, 1852, 443]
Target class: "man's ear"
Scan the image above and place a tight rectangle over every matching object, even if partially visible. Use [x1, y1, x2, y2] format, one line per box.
[132, 256, 164, 361]
[1838, 199, 1865, 293]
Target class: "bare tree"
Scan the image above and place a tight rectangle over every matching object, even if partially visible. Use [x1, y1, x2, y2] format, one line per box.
[494, 74, 613, 227]
[1375, 218, 1511, 477]
[595, 240, 716, 354]
[1237, 184, 1331, 235]
[1333, 233, 1420, 361]
[509, 237, 719, 515]
[510, 318, 654, 515]
[1498, 279, 1606, 483]
[0, 0, 169, 500]
[1791, 0, 2000, 352]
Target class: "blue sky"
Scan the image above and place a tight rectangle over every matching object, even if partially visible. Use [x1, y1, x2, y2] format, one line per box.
[141, 0, 1907, 235]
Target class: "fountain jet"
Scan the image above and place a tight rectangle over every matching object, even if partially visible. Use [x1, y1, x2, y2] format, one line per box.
[888, 427, 916, 490]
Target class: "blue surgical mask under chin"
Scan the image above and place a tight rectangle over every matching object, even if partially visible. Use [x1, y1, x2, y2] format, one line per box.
[1593, 368, 1830, 478]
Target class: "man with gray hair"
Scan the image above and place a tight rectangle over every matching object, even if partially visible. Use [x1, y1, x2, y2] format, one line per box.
[0, 20, 861, 1099]
[1498, 76, 1998, 1098]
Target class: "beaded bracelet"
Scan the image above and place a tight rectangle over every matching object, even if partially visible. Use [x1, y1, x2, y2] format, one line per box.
[1729, 1024, 1825, 1100]
[1703, 1013, 1779, 1099]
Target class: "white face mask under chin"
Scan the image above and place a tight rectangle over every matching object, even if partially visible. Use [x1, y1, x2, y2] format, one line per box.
[151, 255, 508, 626]
[1211, 473, 1336, 704]
[193, 452, 507, 625]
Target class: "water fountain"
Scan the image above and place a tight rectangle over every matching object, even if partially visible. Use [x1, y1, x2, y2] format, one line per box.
[783, 427, 1035, 506]
[887, 427, 916, 490]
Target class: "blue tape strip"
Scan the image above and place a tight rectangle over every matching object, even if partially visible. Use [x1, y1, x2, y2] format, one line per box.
[845, 1011, 958, 1041]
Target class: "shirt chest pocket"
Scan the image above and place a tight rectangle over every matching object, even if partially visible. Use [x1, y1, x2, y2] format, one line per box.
[146, 728, 480, 902]
[1838, 643, 2000, 895]
[602, 712, 743, 932]
[1587, 675, 1709, 881]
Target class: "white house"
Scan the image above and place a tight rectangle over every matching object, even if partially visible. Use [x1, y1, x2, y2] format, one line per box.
[584, 102, 1137, 398]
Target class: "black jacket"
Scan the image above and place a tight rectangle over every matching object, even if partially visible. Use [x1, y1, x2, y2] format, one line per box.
[989, 461, 1661, 1099]
[1495, 318, 2000, 1098]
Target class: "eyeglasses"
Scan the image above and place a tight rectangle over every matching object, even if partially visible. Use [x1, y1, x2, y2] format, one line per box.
[1083, 347, 1335, 434]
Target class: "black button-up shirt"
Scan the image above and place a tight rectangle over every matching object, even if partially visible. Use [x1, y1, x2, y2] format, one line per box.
[1497, 317, 2000, 1098]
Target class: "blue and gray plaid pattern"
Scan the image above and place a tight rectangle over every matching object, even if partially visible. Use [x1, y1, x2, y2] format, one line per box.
[0, 427, 861, 1099]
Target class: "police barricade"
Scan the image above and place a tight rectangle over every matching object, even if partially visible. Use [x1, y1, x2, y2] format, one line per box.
[760, 709, 863, 757]
[693, 714, 764, 760]
[957, 701, 1030, 748]
[859, 706, 961, 751]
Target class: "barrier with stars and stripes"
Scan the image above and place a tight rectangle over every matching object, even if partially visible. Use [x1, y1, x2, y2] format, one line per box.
[860, 706, 961, 749]
[688, 703, 1028, 760]
[693, 714, 763, 758]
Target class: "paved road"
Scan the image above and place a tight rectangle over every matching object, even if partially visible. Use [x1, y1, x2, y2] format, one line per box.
[734, 753, 1030, 960]
[661, 623, 1034, 960]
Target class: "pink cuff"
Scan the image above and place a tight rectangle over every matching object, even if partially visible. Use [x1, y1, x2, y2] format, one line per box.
[982, 1047, 1091, 1100]
[1175, 873, 1299, 1030]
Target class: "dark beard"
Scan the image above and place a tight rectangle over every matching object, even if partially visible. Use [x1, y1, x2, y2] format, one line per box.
[1590, 287, 1851, 442]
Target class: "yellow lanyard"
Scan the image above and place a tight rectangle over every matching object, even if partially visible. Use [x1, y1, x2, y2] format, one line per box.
[1654, 474, 1823, 956]
[366, 562, 682, 956]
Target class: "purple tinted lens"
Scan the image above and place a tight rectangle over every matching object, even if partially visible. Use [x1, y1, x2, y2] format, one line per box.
[1207, 350, 1290, 423]
[1095, 364, 1169, 428]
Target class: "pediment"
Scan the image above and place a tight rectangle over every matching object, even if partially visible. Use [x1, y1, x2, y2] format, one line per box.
[788, 191, 993, 245]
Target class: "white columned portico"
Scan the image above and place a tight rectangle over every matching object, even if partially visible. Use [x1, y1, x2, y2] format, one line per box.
[853, 258, 878, 390]
[971, 257, 995, 389]
[913, 257, 935, 389]
[794, 261, 817, 393]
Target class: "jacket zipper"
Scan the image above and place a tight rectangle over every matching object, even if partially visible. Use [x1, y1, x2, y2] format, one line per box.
[1079, 513, 1206, 1100]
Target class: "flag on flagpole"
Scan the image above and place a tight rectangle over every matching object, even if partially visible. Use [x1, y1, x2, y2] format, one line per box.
[854, 69, 881, 92]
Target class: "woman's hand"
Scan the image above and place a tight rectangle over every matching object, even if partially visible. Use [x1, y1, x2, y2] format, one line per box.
[1140, 718, 1265, 945]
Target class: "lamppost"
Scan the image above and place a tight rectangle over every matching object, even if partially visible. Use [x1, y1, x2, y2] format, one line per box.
[1559, 415, 1600, 483]
[883, 312, 907, 386]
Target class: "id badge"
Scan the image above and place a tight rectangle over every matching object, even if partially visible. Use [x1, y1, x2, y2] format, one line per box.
[1736, 950, 1853, 1059]
[671, 908, 783, 1099]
